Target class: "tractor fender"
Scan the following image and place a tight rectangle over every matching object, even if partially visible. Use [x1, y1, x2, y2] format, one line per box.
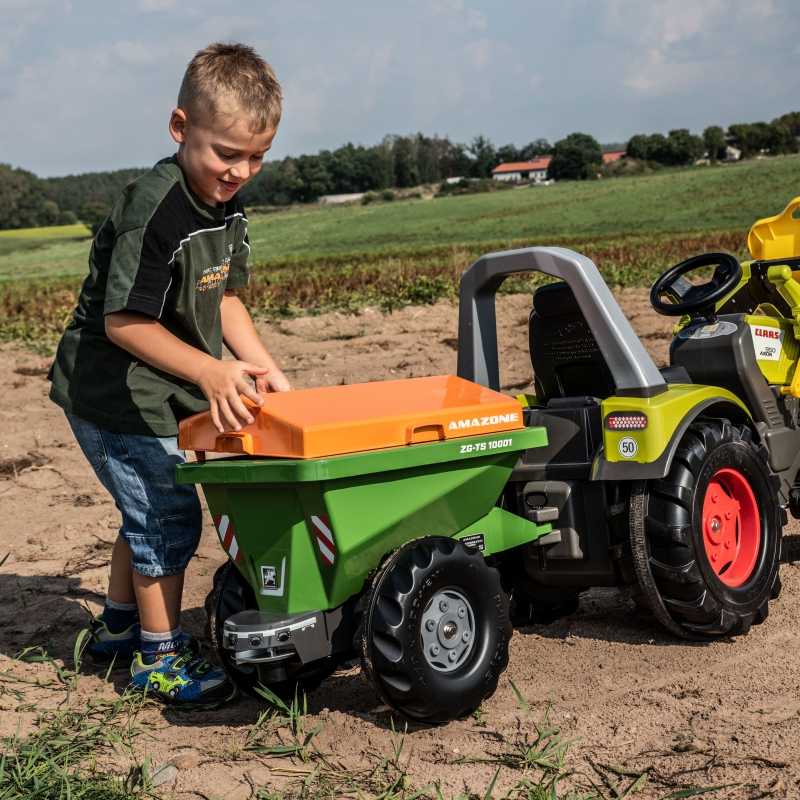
[592, 395, 753, 482]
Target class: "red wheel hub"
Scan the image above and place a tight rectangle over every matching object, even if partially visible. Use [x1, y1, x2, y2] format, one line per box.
[701, 467, 760, 587]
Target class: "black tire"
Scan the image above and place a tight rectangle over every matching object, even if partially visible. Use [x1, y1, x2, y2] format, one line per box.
[632, 420, 783, 638]
[205, 562, 335, 698]
[361, 537, 512, 724]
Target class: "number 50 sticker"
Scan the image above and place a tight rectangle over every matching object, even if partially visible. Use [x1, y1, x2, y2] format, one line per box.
[618, 436, 638, 459]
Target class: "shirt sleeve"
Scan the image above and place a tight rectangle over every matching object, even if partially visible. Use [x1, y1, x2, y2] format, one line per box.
[103, 221, 175, 318]
[227, 207, 250, 290]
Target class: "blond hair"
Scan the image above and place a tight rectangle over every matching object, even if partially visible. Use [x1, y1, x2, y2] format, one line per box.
[178, 42, 282, 132]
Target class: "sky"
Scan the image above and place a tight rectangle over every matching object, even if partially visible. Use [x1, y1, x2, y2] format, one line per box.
[2, 0, 800, 177]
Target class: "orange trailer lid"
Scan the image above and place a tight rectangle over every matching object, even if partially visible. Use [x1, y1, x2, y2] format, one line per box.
[178, 374, 524, 459]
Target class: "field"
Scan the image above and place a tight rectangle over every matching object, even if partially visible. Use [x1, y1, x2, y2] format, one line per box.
[2, 158, 800, 799]
[4, 154, 800, 353]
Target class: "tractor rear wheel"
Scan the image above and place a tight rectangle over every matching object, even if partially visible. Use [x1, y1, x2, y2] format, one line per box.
[361, 537, 512, 724]
[630, 420, 783, 638]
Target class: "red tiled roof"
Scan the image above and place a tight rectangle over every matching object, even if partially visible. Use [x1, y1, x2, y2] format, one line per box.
[492, 157, 551, 174]
[602, 150, 625, 163]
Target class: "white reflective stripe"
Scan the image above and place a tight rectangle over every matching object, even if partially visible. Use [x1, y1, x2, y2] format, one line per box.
[166, 213, 247, 269]
[218, 515, 230, 538]
[167, 223, 227, 265]
[229, 537, 239, 560]
[316, 537, 335, 564]
[157, 275, 173, 318]
[311, 515, 334, 547]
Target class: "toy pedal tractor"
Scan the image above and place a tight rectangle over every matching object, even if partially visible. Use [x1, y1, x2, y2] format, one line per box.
[177, 197, 800, 724]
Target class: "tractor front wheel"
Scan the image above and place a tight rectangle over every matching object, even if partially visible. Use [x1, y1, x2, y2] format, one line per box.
[630, 420, 783, 638]
[361, 537, 512, 724]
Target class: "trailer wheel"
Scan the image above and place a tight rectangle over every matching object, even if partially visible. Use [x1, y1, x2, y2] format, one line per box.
[361, 537, 512, 724]
[206, 562, 334, 698]
[631, 421, 783, 638]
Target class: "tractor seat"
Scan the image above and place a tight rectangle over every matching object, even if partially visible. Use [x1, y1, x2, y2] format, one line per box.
[529, 281, 616, 401]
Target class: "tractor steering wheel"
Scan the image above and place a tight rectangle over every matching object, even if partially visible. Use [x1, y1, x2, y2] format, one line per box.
[650, 252, 742, 317]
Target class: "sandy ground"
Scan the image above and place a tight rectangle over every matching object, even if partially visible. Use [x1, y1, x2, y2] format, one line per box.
[1, 290, 799, 799]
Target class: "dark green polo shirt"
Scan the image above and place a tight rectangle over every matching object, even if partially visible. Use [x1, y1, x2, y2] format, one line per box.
[49, 156, 251, 436]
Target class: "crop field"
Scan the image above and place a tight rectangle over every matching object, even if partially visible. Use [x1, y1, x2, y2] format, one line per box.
[2, 154, 799, 353]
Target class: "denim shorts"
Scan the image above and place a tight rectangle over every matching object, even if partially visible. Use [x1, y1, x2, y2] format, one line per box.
[66, 413, 202, 578]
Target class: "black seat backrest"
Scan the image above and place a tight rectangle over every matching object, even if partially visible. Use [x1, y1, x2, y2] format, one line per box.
[529, 281, 616, 401]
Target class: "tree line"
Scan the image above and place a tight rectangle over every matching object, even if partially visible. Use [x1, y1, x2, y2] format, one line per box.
[1, 111, 798, 230]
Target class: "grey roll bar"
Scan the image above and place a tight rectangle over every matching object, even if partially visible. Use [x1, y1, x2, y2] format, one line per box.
[456, 246, 667, 397]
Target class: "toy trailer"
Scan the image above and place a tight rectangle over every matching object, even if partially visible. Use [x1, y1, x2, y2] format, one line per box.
[177, 375, 552, 722]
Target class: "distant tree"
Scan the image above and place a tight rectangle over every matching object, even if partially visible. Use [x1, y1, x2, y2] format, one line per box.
[415, 134, 442, 184]
[769, 121, 799, 154]
[548, 132, 602, 180]
[644, 133, 671, 164]
[78, 200, 110, 235]
[0, 163, 70, 229]
[58, 209, 78, 225]
[496, 144, 521, 165]
[665, 129, 704, 165]
[393, 137, 419, 187]
[773, 111, 800, 138]
[703, 125, 727, 161]
[625, 134, 650, 160]
[439, 140, 472, 178]
[728, 122, 771, 157]
[468, 135, 497, 178]
[520, 138, 551, 159]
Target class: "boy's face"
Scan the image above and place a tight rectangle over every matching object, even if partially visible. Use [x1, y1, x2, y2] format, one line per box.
[169, 104, 276, 206]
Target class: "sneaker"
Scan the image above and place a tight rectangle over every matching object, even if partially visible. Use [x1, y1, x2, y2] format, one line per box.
[84, 618, 141, 664]
[129, 645, 236, 709]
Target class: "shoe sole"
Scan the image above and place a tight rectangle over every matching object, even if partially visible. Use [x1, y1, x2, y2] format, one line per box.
[129, 681, 239, 711]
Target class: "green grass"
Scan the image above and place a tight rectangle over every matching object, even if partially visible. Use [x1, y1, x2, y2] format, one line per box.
[0, 224, 91, 275]
[1, 155, 798, 351]
[0, 224, 91, 240]
[243, 155, 800, 264]
[2, 155, 799, 283]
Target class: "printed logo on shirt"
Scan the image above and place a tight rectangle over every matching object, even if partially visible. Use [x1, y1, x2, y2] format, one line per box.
[196, 257, 230, 292]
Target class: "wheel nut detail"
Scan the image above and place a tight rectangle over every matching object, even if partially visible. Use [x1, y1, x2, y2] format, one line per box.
[420, 588, 476, 673]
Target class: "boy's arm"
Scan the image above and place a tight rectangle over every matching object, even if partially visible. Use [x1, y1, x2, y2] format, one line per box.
[105, 311, 267, 433]
[220, 291, 291, 393]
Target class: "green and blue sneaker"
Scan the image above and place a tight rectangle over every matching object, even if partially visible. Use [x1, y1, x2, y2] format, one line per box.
[85, 617, 141, 664]
[130, 645, 237, 708]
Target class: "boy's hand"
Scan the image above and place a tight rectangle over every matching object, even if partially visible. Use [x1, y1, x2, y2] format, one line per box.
[197, 359, 268, 433]
[256, 366, 291, 394]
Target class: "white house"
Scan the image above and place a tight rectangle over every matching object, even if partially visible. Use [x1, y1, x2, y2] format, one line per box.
[491, 157, 551, 183]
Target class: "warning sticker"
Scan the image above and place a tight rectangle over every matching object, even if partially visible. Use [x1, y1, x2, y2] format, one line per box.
[751, 325, 783, 361]
[460, 533, 485, 552]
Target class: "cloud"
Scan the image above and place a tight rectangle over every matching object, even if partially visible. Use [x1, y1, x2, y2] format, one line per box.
[139, 0, 176, 10]
[604, 0, 785, 95]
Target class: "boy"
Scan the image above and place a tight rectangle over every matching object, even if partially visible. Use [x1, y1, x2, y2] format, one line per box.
[49, 42, 289, 708]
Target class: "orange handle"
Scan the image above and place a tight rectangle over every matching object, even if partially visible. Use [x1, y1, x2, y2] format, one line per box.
[406, 424, 445, 444]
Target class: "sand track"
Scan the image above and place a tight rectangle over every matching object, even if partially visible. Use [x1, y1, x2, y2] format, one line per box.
[1, 291, 798, 798]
